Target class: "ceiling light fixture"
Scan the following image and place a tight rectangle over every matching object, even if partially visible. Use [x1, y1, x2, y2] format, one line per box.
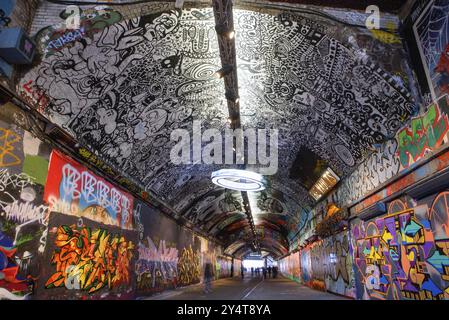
[211, 169, 266, 192]
[309, 167, 340, 201]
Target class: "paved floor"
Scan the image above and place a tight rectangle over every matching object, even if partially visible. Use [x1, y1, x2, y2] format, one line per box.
[144, 275, 349, 300]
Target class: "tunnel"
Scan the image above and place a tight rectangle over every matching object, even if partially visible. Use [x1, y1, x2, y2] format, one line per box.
[0, 0, 449, 304]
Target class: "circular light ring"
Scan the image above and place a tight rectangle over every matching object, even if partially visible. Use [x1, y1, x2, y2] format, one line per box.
[211, 169, 266, 191]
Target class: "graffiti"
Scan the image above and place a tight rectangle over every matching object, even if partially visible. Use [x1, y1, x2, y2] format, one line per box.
[413, 0, 449, 100]
[330, 139, 400, 207]
[45, 220, 135, 294]
[177, 245, 201, 286]
[20, 80, 50, 114]
[44, 151, 134, 230]
[19, 5, 416, 247]
[351, 193, 449, 300]
[279, 251, 301, 282]
[0, 170, 35, 193]
[46, 29, 85, 52]
[2, 199, 48, 225]
[35, 7, 123, 57]
[0, 128, 22, 168]
[295, 231, 355, 298]
[0, 230, 34, 299]
[397, 97, 449, 168]
[135, 237, 178, 292]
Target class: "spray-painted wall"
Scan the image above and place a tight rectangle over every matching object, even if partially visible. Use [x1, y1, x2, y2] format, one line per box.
[277, 1, 449, 300]
[279, 252, 301, 283]
[0, 105, 234, 300]
[0, 107, 51, 300]
[300, 231, 356, 298]
[351, 194, 449, 300]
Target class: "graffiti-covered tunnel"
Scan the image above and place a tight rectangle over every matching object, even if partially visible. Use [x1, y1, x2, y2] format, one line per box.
[1, 0, 449, 302]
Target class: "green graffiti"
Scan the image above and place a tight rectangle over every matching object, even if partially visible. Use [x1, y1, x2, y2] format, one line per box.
[397, 100, 449, 168]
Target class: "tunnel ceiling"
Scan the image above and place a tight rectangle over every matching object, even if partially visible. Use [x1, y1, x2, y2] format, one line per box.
[20, 3, 416, 259]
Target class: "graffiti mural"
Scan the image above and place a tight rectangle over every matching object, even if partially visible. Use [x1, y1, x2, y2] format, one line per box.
[34, 6, 123, 58]
[18, 5, 417, 248]
[135, 236, 178, 293]
[298, 231, 356, 298]
[279, 251, 301, 282]
[44, 150, 134, 230]
[413, 0, 449, 100]
[351, 194, 449, 300]
[397, 95, 449, 168]
[39, 212, 136, 299]
[0, 117, 51, 300]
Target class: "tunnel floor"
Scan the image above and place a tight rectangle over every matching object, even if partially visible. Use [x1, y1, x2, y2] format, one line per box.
[144, 276, 349, 300]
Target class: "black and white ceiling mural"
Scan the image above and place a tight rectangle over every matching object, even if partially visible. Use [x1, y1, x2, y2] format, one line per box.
[18, 3, 417, 257]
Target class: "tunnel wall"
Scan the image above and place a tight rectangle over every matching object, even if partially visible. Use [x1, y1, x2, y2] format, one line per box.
[280, 2, 449, 300]
[0, 104, 234, 300]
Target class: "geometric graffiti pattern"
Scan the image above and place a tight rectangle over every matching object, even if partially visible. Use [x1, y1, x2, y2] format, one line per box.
[0, 128, 21, 168]
[352, 194, 449, 300]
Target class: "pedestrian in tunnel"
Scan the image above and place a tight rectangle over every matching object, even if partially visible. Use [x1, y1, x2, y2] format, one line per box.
[251, 267, 254, 277]
[241, 266, 244, 279]
[204, 258, 214, 294]
[262, 267, 267, 279]
[273, 266, 278, 279]
[268, 266, 272, 278]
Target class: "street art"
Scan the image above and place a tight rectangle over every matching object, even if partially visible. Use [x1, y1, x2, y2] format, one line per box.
[413, 0, 449, 100]
[397, 95, 449, 168]
[214, 256, 232, 279]
[300, 231, 356, 298]
[177, 245, 201, 286]
[41, 212, 136, 299]
[279, 251, 300, 282]
[0, 118, 51, 300]
[34, 6, 123, 57]
[0, 230, 35, 300]
[19, 5, 416, 245]
[135, 237, 178, 293]
[351, 194, 449, 300]
[0, 128, 22, 168]
[44, 151, 134, 230]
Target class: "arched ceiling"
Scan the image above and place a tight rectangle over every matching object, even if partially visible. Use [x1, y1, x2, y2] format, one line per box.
[20, 2, 417, 259]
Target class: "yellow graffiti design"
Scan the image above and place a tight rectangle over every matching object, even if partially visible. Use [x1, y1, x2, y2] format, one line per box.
[177, 246, 201, 286]
[0, 128, 21, 167]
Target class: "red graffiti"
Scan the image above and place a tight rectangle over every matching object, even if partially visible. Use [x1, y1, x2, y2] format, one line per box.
[435, 44, 449, 96]
[21, 80, 50, 113]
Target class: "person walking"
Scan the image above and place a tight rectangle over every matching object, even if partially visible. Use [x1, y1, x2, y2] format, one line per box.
[268, 266, 272, 278]
[262, 267, 267, 279]
[241, 267, 244, 279]
[204, 260, 214, 294]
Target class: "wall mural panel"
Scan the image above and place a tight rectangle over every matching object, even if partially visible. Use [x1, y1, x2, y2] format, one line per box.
[413, 0, 449, 101]
[351, 194, 449, 300]
[0, 117, 51, 300]
[44, 150, 134, 230]
[133, 199, 179, 295]
[37, 212, 137, 300]
[279, 251, 300, 283]
[299, 230, 356, 298]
